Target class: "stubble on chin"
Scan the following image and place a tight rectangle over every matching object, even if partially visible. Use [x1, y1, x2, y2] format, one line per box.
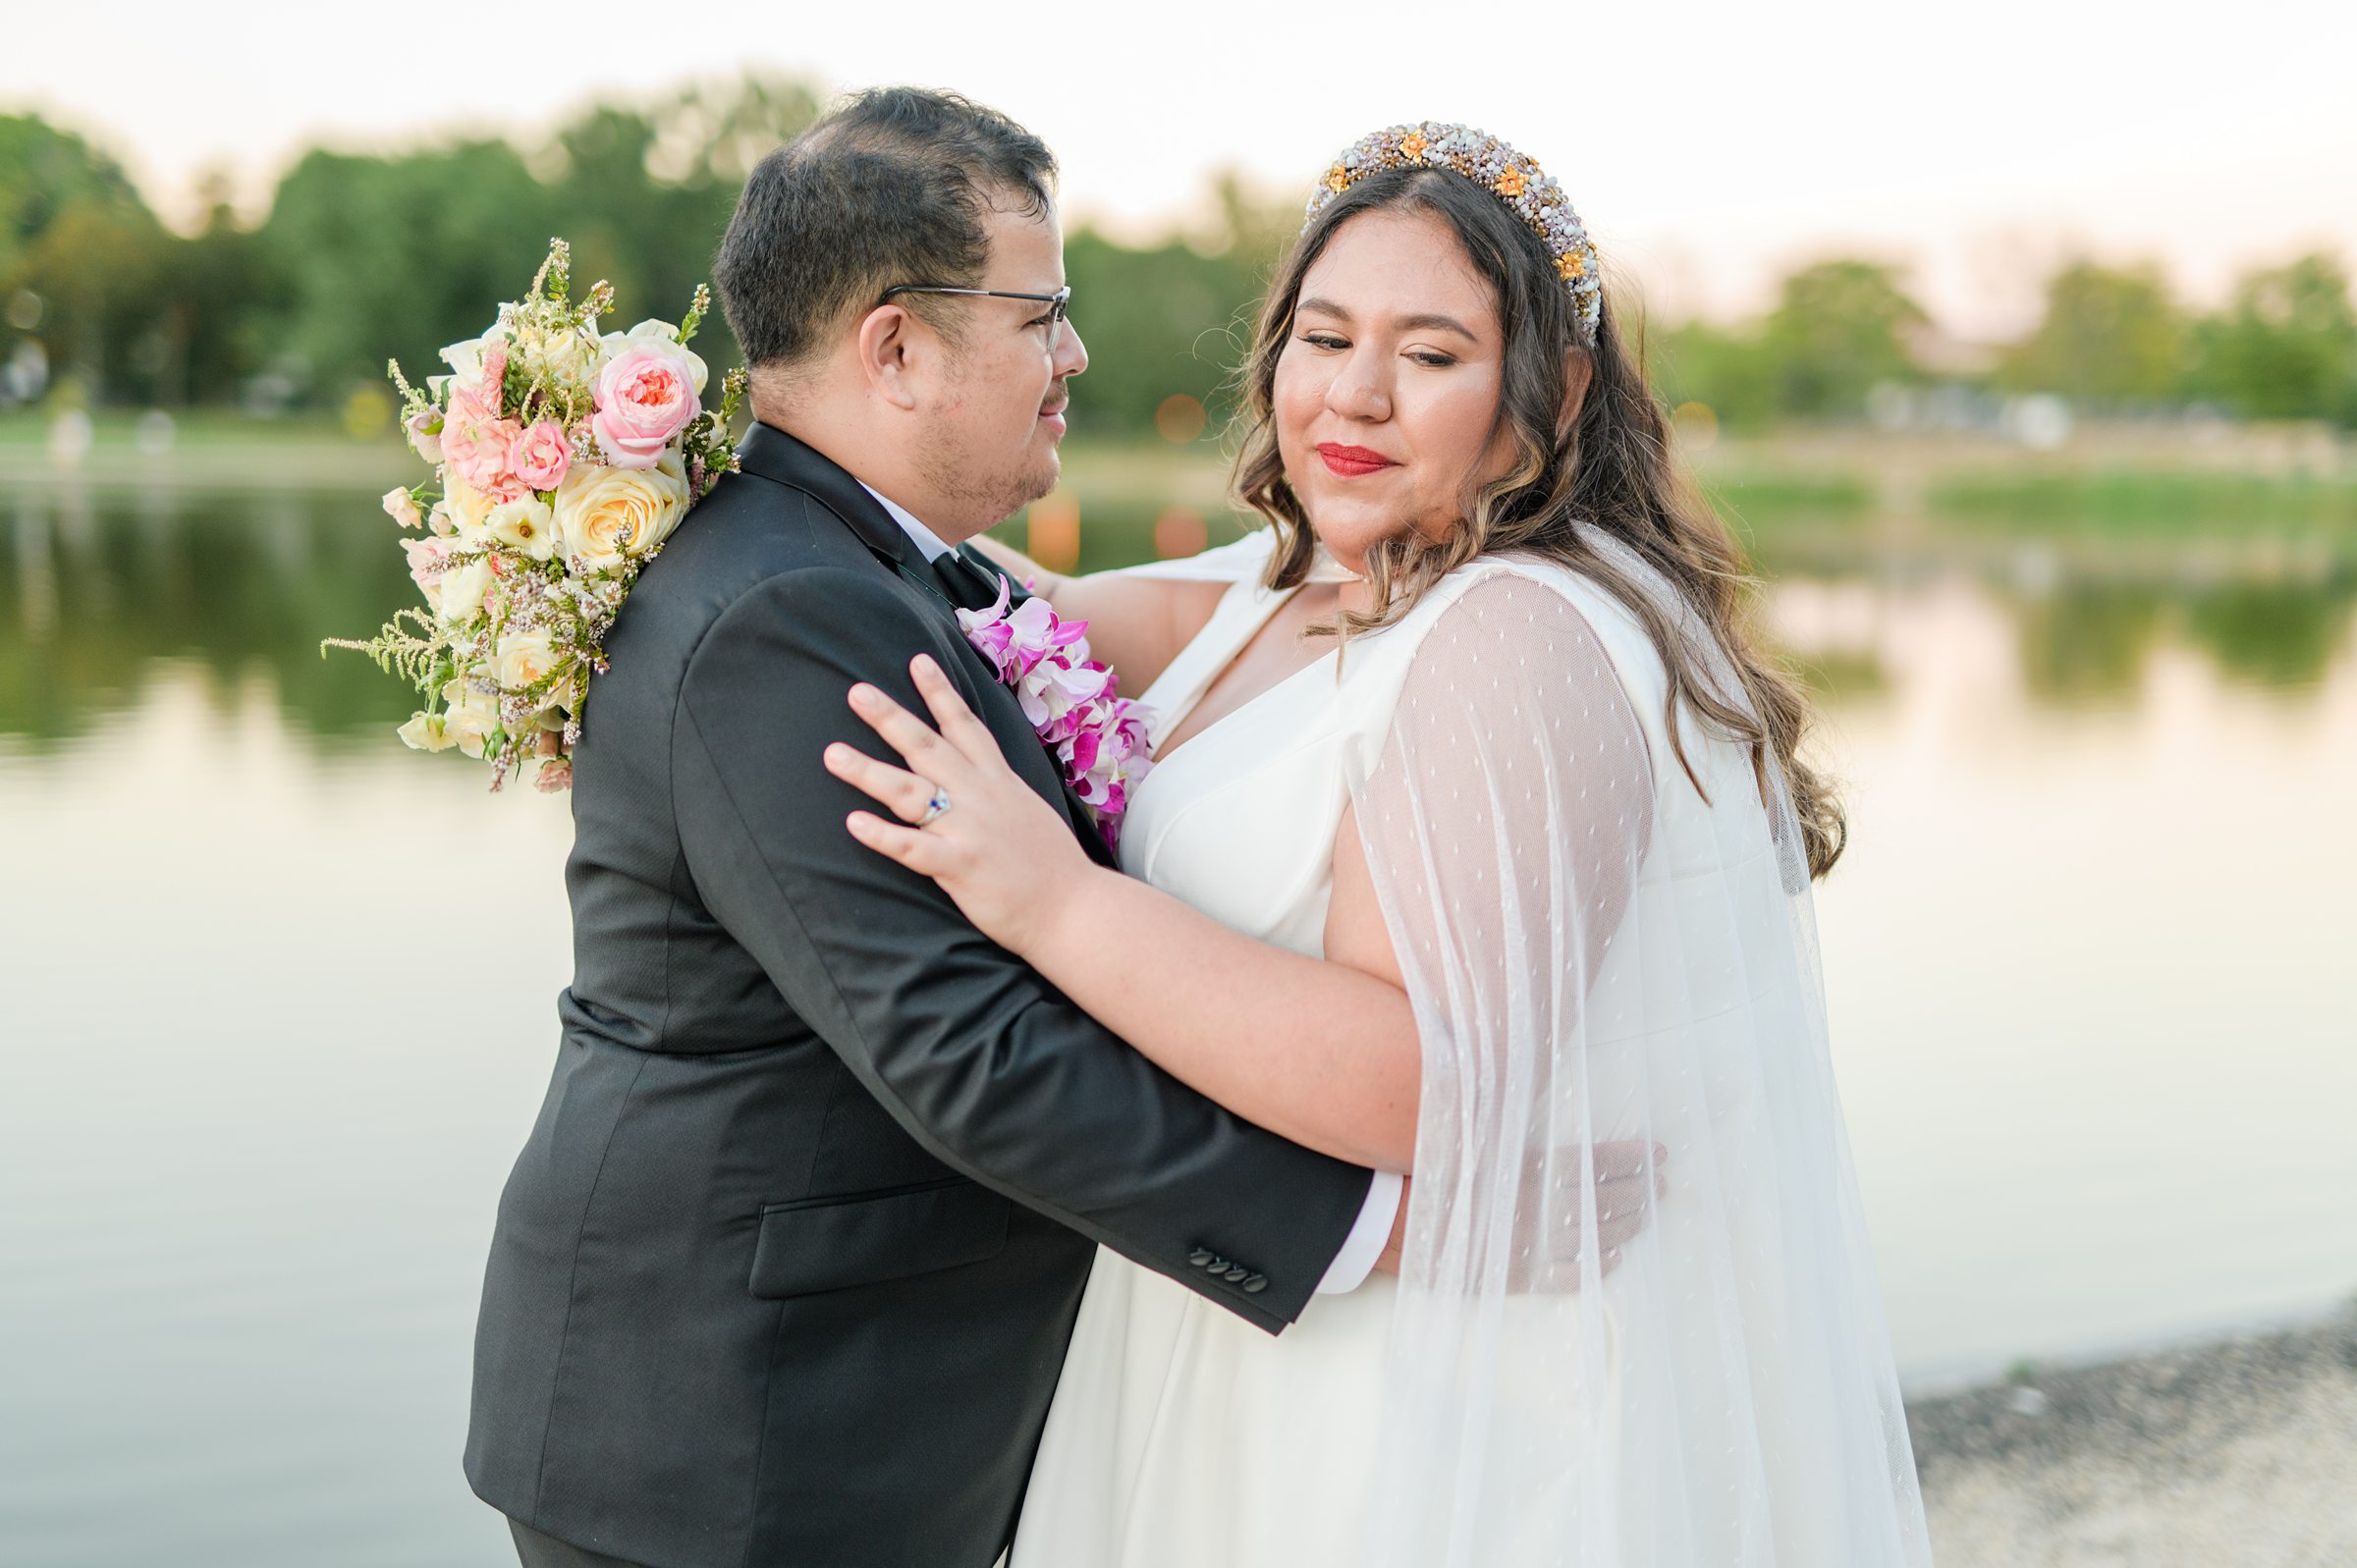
[922, 437, 1059, 537]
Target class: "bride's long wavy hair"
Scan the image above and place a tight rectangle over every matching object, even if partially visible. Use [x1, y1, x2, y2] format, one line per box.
[1232, 167, 1846, 878]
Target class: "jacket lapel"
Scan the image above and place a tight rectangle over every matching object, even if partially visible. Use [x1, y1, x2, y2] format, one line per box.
[734, 422, 1118, 869]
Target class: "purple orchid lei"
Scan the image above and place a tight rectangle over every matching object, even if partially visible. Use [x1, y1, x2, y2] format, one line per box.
[957, 575, 1154, 847]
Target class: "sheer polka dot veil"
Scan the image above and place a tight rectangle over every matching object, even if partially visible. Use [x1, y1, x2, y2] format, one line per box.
[1349, 548, 1934, 1566]
[1116, 530, 1932, 1563]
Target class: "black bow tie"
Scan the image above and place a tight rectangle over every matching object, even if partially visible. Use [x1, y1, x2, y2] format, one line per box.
[930, 545, 1009, 615]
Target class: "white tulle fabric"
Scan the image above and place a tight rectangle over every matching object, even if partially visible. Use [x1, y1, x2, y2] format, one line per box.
[1013, 533, 1933, 1567]
[1352, 546, 1933, 1566]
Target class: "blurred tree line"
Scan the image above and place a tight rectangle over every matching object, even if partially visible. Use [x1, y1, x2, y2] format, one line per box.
[1651, 252, 2357, 431]
[5, 82, 2355, 437]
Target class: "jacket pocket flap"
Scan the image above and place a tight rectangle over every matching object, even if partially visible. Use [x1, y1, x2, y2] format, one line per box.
[749, 1178, 1012, 1299]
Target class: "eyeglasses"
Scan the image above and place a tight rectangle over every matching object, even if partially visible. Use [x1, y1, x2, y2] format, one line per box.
[881, 284, 1071, 342]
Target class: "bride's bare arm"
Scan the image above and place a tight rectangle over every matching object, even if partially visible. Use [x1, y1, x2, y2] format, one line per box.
[828, 655, 1420, 1173]
[968, 535, 1229, 695]
[1014, 800, 1417, 1172]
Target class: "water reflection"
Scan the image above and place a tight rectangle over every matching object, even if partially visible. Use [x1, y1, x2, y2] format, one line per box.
[3, 488, 2351, 753]
[5, 480, 2352, 1565]
[2184, 579, 2356, 689]
[3, 488, 418, 750]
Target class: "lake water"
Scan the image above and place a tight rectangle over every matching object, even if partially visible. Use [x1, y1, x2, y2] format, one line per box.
[3, 480, 2352, 1566]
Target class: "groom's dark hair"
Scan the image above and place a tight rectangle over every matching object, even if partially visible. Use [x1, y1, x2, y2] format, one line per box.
[714, 86, 1057, 376]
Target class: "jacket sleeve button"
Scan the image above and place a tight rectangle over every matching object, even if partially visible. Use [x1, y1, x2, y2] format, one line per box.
[1187, 1249, 1214, 1268]
[1242, 1274, 1268, 1293]
[1224, 1266, 1251, 1282]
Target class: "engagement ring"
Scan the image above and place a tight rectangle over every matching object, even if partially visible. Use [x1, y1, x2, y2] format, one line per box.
[918, 787, 952, 827]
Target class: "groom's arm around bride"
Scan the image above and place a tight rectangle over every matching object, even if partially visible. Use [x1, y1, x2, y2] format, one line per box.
[464, 89, 1392, 1568]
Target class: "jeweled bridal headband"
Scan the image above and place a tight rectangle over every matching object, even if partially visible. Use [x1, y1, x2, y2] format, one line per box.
[1303, 122, 1604, 348]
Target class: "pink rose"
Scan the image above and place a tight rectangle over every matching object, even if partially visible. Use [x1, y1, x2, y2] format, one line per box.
[480, 470, 530, 506]
[508, 419, 573, 491]
[441, 384, 521, 495]
[402, 535, 451, 610]
[591, 344, 700, 469]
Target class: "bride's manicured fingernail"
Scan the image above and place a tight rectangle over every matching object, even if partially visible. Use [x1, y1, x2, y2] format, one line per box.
[848, 684, 875, 707]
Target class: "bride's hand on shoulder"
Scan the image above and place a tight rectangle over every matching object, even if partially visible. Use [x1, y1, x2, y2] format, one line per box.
[828, 653, 1097, 957]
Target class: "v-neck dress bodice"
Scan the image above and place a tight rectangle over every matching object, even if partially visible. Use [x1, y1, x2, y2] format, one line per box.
[1113, 568, 1353, 957]
[1008, 536, 1493, 1568]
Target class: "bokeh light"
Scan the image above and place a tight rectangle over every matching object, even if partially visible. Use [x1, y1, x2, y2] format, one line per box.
[1153, 509, 1207, 559]
[1026, 493, 1081, 571]
[1154, 393, 1207, 444]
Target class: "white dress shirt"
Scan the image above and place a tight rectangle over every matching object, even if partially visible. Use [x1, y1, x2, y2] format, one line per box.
[858, 482, 1401, 1294]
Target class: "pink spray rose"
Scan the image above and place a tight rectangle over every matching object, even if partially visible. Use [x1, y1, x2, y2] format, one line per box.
[591, 343, 700, 469]
[402, 535, 451, 611]
[404, 407, 444, 462]
[440, 383, 521, 495]
[508, 419, 574, 491]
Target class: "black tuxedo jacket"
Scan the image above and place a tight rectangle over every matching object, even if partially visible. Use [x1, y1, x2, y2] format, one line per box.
[464, 422, 1374, 1568]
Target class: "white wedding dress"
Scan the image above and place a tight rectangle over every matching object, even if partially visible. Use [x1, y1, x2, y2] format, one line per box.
[1010, 531, 1933, 1568]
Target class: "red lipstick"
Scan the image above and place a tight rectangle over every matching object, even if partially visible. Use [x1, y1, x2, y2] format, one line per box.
[1316, 443, 1397, 478]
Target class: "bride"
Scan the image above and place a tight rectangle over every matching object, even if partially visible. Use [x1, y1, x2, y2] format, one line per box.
[825, 124, 1935, 1567]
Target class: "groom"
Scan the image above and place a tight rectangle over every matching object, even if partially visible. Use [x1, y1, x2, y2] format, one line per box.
[464, 88, 1402, 1568]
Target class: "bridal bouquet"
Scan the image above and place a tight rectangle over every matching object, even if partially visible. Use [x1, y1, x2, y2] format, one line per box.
[328, 239, 746, 791]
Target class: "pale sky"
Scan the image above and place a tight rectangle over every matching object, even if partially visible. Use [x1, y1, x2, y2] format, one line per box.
[4, 0, 2351, 337]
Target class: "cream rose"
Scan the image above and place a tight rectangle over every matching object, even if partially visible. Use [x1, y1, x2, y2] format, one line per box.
[398, 711, 456, 752]
[555, 450, 689, 571]
[487, 497, 558, 561]
[442, 474, 497, 543]
[437, 320, 505, 389]
[494, 631, 559, 693]
[439, 681, 503, 759]
[382, 486, 423, 529]
[439, 556, 496, 623]
[518, 324, 601, 390]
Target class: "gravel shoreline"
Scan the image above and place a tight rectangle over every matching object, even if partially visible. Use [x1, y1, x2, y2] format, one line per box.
[1906, 1297, 2357, 1566]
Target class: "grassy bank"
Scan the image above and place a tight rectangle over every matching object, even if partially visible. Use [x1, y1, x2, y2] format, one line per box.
[1928, 470, 2357, 533]
[7, 410, 2354, 546]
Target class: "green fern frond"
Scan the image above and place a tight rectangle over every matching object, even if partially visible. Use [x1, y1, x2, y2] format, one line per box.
[320, 607, 450, 692]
